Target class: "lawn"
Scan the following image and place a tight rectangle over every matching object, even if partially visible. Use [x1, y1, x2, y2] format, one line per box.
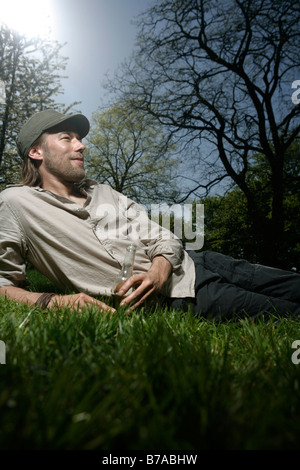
[0, 269, 300, 450]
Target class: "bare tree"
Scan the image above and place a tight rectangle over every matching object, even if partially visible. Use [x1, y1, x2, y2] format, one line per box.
[108, 0, 300, 267]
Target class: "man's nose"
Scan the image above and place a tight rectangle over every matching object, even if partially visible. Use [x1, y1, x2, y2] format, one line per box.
[74, 138, 85, 152]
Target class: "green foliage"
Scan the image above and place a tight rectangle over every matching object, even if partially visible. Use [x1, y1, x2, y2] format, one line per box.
[201, 190, 257, 261]
[201, 188, 300, 268]
[200, 144, 300, 269]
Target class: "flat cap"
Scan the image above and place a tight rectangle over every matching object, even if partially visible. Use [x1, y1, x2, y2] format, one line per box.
[17, 109, 90, 158]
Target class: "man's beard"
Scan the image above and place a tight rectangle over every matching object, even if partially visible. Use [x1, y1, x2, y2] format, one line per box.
[43, 152, 86, 183]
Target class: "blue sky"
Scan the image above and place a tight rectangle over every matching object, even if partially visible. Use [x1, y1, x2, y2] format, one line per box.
[1, 0, 153, 118]
[50, 0, 153, 119]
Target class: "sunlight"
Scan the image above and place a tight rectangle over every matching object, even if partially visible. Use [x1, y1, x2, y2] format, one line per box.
[0, 0, 54, 39]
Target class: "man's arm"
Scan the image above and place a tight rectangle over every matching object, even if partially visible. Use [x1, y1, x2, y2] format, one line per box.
[113, 193, 182, 309]
[114, 255, 172, 309]
[0, 285, 115, 313]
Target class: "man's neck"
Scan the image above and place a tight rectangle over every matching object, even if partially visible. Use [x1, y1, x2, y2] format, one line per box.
[41, 178, 87, 206]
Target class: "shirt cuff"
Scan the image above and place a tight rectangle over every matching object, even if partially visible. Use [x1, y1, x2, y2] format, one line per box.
[147, 240, 183, 271]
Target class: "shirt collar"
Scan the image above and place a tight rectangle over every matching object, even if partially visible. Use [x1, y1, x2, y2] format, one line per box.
[6, 178, 98, 191]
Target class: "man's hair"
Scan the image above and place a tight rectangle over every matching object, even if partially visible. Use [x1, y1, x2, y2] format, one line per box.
[20, 134, 45, 187]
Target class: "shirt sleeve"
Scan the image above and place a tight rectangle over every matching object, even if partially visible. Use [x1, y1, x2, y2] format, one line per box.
[0, 197, 28, 288]
[118, 193, 184, 271]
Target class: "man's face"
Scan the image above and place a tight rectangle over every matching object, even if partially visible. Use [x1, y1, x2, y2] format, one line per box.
[39, 129, 86, 184]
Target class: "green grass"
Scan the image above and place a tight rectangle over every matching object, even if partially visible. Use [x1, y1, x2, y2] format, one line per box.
[1, 270, 300, 450]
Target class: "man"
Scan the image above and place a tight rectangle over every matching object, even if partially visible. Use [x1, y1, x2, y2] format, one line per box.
[0, 109, 299, 319]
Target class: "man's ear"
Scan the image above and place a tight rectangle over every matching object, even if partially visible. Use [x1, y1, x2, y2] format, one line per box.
[28, 145, 43, 161]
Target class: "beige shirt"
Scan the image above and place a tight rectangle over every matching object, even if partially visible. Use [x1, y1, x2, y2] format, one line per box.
[0, 180, 195, 299]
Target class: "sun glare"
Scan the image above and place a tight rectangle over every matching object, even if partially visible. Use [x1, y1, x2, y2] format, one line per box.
[0, 0, 54, 39]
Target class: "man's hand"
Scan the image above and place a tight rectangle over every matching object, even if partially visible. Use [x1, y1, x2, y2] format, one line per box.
[114, 255, 172, 310]
[48, 293, 115, 313]
[0, 286, 115, 314]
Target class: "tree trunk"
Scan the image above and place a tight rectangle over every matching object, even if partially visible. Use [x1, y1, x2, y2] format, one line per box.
[247, 173, 285, 269]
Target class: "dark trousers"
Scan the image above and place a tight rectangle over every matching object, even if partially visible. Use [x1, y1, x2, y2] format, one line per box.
[168, 251, 300, 320]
